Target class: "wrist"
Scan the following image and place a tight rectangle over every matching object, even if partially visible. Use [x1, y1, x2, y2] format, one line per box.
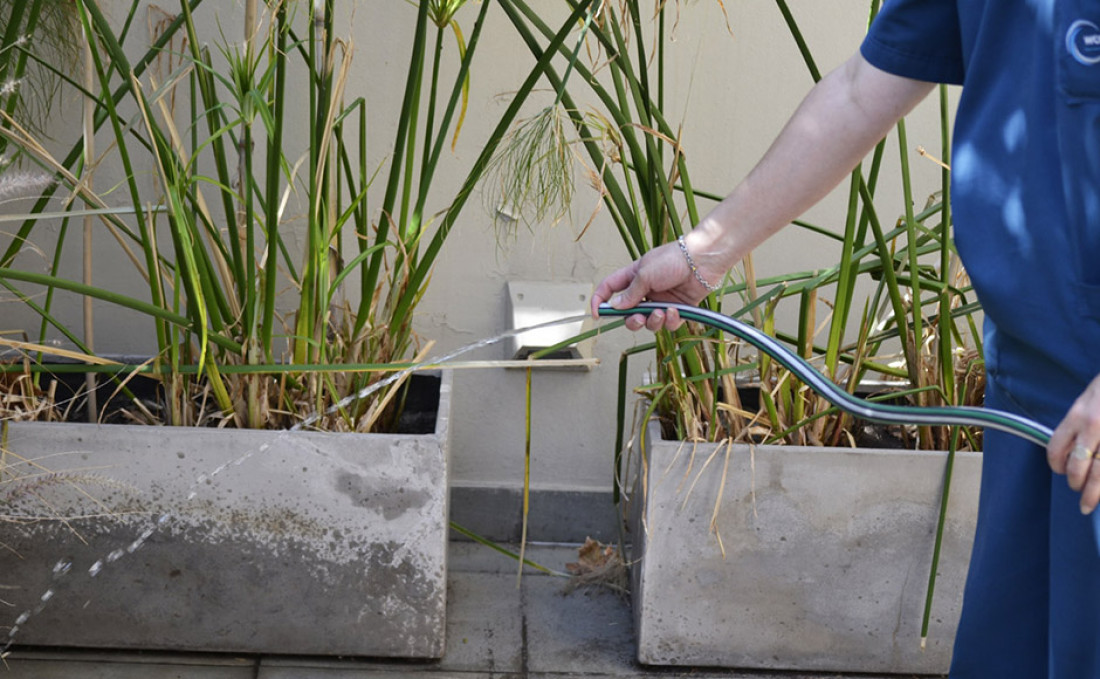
[677, 235, 721, 293]
[683, 218, 739, 279]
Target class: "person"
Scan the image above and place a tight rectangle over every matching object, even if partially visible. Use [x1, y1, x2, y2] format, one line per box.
[591, 2, 1100, 676]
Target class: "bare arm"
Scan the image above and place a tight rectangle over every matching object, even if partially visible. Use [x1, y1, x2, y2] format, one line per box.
[592, 52, 936, 331]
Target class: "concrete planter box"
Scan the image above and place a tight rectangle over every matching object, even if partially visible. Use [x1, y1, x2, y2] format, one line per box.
[627, 417, 980, 674]
[0, 371, 452, 658]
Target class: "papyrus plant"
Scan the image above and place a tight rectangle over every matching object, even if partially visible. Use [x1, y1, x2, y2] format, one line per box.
[493, 0, 983, 454]
[0, 0, 591, 431]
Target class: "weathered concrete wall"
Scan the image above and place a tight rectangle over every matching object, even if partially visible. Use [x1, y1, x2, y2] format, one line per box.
[0, 373, 452, 656]
[629, 419, 979, 673]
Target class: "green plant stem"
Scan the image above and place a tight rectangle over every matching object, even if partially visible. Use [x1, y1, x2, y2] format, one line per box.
[364, 0, 430, 326]
[449, 522, 568, 577]
[390, 0, 595, 337]
[186, 39, 242, 293]
[0, 267, 241, 354]
[518, 367, 533, 583]
[613, 339, 654, 503]
[36, 211, 72, 364]
[261, 4, 287, 357]
[857, 177, 920, 387]
[77, 0, 169, 357]
[896, 119, 924, 363]
[775, 0, 821, 82]
[823, 168, 862, 380]
[381, 0, 493, 357]
[922, 427, 961, 646]
[410, 24, 446, 255]
[0, 0, 32, 159]
[1, 277, 94, 358]
[937, 84, 956, 410]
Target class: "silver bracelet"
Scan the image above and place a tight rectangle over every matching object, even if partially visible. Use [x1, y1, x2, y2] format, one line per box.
[677, 235, 721, 293]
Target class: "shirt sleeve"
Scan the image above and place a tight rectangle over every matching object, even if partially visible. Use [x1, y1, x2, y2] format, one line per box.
[860, 0, 965, 85]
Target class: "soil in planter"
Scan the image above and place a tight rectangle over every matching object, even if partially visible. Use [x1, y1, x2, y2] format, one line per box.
[393, 373, 440, 434]
[657, 383, 923, 450]
[6, 367, 441, 433]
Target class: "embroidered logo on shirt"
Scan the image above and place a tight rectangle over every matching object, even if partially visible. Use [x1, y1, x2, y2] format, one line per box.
[1067, 19, 1100, 65]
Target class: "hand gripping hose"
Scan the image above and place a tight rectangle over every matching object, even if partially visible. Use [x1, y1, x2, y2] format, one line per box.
[598, 301, 1053, 447]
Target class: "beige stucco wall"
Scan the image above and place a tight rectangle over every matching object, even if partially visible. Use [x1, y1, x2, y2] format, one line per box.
[1, 1, 956, 496]
[411, 1, 956, 494]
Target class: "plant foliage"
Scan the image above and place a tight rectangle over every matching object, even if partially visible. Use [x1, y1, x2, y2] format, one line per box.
[493, 0, 982, 452]
[0, 0, 537, 431]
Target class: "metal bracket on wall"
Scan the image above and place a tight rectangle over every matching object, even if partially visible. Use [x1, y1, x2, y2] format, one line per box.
[505, 280, 596, 371]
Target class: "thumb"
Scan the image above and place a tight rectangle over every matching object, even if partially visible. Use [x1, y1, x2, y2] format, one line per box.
[610, 277, 649, 310]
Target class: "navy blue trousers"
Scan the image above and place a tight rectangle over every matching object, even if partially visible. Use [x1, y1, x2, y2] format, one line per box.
[949, 369, 1100, 677]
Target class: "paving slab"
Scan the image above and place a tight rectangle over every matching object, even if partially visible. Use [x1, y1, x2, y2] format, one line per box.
[527, 674, 932, 679]
[259, 666, 491, 679]
[260, 570, 524, 677]
[256, 657, 429, 672]
[3, 651, 254, 678]
[523, 576, 636, 676]
[439, 571, 524, 673]
[448, 541, 581, 577]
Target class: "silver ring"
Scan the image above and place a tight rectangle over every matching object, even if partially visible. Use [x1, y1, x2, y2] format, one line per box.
[1072, 444, 1094, 462]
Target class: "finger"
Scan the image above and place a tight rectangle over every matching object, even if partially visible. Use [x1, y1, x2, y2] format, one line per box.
[592, 266, 637, 313]
[1066, 438, 1099, 492]
[590, 291, 602, 319]
[644, 309, 666, 332]
[1079, 456, 1100, 515]
[1052, 373, 1100, 506]
[1063, 398, 1100, 489]
[624, 313, 647, 332]
[612, 278, 651, 310]
[1048, 416, 1078, 474]
[664, 307, 683, 331]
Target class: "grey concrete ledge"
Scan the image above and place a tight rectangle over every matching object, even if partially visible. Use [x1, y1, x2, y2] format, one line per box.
[449, 485, 623, 544]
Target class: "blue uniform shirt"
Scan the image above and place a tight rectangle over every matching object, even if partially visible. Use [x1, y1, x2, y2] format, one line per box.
[862, 0, 1100, 425]
[863, 5, 1100, 676]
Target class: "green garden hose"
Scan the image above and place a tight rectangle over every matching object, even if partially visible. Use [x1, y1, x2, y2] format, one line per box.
[597, 301, 1053, 447]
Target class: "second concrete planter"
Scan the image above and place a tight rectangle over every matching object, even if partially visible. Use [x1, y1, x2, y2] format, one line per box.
[627, 417, 980, 674]
[0, 371, 452, 658]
